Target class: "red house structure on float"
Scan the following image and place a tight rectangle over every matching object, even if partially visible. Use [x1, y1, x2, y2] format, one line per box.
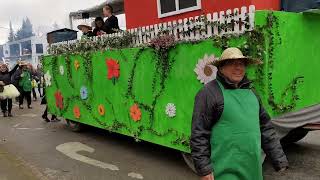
[70, 0, 280, 29]
[124, 0, 280, 29]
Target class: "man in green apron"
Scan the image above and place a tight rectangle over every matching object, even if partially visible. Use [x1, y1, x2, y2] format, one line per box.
[191, 48, 289, 180]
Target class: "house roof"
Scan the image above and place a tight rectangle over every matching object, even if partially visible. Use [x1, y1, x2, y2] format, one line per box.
[69, 0, 124, 19]
[47, 28, 78, 35]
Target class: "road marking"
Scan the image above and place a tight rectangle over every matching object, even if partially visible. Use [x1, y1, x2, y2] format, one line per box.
[19, 113, 38, 117]
[56, 142, 119, 171]
[13, 123, 21, 128]
[128, 172, 144, 179]
[15, 127, 45, 130]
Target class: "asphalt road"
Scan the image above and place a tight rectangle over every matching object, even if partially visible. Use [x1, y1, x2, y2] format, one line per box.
[0, 102, 319, 180]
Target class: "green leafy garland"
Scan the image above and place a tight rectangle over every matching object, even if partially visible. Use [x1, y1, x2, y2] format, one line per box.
[212, 12, 304, 114]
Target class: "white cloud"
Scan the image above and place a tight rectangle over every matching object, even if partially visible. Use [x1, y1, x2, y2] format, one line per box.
[0, 0, 125, 44]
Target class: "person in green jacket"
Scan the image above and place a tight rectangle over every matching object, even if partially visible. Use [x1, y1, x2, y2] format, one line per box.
[191, 48, 289, 180]
[17, 62, 32, 109]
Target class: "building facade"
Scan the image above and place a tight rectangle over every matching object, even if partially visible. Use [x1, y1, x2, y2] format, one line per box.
[2, 35, 48, 68]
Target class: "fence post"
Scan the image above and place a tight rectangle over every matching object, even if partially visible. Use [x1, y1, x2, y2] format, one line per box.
[233, 8, 240, 34]
[219, 11, 226, 35]
[249, 5, 256, 31]
[206, 13, 213, 38]
[240, 6, 248, 33]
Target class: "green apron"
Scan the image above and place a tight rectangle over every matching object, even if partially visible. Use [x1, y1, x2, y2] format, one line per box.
[210, 81, 263, 180]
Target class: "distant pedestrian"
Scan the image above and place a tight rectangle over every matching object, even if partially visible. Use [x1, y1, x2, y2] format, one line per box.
[36, 64, 43, 97]
[41, 87, 60, 122]
[15, 61, 32, 109]
[0, 62, 21, 117]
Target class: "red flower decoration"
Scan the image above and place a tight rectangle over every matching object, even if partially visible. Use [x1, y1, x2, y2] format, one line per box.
[106, 59, 120, 80]
[130, 104, 141, 122]
[54, 91, 64, 110]
[73, 106, 81, 119]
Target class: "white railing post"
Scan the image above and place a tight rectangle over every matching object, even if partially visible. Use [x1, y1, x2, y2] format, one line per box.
[219, 11, 226, 35]
[225, 9, 232, 34]
[172, 20, 179, 40]
[212, 12, 219, 35]
[194, 16, 200, 40]
[178, 19, 183, 40]
[206, 14, 213, 38]
[233, 8, 240, 34]
[183, 18, 190, 41]
[240, 6, 248, 33]
[249, 5, 256, 31]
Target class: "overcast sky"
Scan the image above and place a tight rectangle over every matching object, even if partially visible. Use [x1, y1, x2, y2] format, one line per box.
[0, 0, 125, 44]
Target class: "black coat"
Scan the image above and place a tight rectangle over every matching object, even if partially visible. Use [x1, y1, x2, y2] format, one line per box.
[190, 72, 289, 176]
[102, 15, 120, 34]
[0, 64, 19, 85]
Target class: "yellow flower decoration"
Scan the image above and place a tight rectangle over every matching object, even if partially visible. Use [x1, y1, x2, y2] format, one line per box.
[74, 60, 80, 70]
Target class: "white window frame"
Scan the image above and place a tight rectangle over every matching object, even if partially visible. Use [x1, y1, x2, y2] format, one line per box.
[157, 0, 202, 18]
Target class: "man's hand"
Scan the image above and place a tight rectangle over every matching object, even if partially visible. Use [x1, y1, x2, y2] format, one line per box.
[201, 173, 214, 180]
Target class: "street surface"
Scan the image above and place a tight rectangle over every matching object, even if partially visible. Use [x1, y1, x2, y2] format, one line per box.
[0, 101, 319, 180]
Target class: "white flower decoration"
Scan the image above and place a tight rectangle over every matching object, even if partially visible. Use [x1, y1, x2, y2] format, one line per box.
[165, 103, 176, 118]
[59, 65, 64, 75]
[194, 54, 218, 84]
[44, 71, 52, 87]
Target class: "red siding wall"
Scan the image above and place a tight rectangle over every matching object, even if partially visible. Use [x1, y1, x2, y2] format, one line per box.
[124, 0, 280, 29]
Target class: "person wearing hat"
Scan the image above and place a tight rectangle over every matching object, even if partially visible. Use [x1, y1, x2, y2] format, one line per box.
[0, 62, 21, 117]
[191, 48, 289, 180]
[77, 23, 94, 39]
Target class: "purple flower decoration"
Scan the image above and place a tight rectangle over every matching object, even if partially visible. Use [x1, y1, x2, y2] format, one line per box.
[80, 86, 88, 100]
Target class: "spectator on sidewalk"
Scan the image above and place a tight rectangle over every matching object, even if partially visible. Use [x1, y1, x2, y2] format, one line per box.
[0, 62, 21, 117]
[15, 62, 32, 109]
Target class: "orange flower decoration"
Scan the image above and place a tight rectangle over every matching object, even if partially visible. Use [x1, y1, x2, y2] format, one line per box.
[74, 60, 80, 70]
[130, 104, 141, 122]
[73, 106, 81, 119]
[98, 104, 105, 116]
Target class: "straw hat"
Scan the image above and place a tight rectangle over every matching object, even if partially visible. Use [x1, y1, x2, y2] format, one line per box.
[77, 22, 92, 30]
[19, 60, 29, 66]
[213, 48, 263, 67]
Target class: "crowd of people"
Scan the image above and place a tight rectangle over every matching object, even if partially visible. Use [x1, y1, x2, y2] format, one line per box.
[0, 61, 58, 122]
[77, 4, 120, 39]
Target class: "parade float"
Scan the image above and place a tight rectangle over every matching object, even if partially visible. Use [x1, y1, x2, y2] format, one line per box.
[44, 0, 320, 170]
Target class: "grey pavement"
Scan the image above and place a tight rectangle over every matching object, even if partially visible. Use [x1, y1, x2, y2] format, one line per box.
[0, 101, 319, 180]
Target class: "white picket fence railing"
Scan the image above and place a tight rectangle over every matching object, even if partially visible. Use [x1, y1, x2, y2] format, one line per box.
[52, 5, 255, 48]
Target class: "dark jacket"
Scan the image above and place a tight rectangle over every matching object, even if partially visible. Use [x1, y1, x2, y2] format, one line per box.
[190, 72, 289, 176]
[83, 31, 95, 37]
[102, 15, 120, 34]
[0, 64, 19, 85]
[93, 27, 104, 36]
[12, 68, 22, 89]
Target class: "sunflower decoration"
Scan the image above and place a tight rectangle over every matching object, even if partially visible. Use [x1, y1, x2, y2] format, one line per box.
[73, 106, 81, 119]
[74, 60, 80, 70]
[98, 104, 105, 116]
[194, 54, 218, 84]
[130, 104, 141, 122]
